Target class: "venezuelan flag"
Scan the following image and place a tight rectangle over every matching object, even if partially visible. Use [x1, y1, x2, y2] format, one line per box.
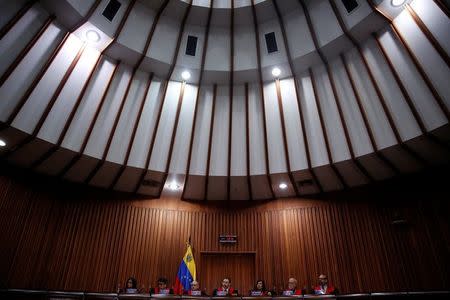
[174, 243, 196, 294]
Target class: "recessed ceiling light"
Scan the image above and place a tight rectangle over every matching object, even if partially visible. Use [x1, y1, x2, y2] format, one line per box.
[167, 181, 180, 191]
[0, 139, 6, 147]
[86, 30, 100, 42]
[391, 0, 407, 7]
[181, 71, 191, 80]
[272, 67, 281, 77]
[279, 183, 287, 189]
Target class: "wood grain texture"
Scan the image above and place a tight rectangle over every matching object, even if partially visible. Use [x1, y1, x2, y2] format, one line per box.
[0, 164, 449, 294]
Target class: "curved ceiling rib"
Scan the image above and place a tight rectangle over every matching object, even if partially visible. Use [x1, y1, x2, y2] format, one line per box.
[0, 0, 449, 200]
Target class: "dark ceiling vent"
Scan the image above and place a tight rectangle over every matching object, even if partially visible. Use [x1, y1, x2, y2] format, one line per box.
[341, 0, 359, 13]
[296, 179, 314, 187]
[265, 32, 278, 54]
[185, 35, 198, 56]
[102, 0, 122, 22]
[141, 179, 160, 188]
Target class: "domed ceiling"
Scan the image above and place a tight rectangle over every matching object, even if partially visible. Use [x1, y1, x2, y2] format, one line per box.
[0, 0, 449, 200]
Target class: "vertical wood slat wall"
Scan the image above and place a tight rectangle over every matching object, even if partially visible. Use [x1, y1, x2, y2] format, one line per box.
[0, 173, 449, 294]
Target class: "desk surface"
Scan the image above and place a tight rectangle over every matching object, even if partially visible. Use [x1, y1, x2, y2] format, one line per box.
[1, 289, 449, 300]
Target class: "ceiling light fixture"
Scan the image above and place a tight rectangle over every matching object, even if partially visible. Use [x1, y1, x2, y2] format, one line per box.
[167, 181, 180, 191]
[181, 71, 191, 80]
[391, 0, 407, 7]
[86, 30, 100, 42]
[0, 139, 6, 147]
[279, 183, 287, 189]
[272, 67, 281, 77]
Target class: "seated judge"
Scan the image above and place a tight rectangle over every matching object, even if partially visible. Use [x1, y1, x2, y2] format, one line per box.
[151, 277, 174, 295]
[313, 274, 337, 295]
[118, 277, 140, 294]
[212, 277, 238, 296]
[249, 280, 272, 296]
[185, 280, 208, 296]
[281, 278, 302, 296]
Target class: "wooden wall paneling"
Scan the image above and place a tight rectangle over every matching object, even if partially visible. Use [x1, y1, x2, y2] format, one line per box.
[1, 171, 450, 292]
[94, 202, 115, 291]
[59, 201, 81, 289]
[358, 204, 383, 291]
[0, 186, 34, 284]
[82, 202, 107, 291]
[92, 203, 115, 290]
[10, 195, 55, 287]
[357, 204, 379, 290]
[73, 202, 101, 289]
[295, 208, 309, 290]
[331, 202, 354, 292]
[324, 203, 343, 290]
[372, 204, 395, 291]
[61, 201, 91, 289]
[116, 206, 135, 288]
[32, 199, 65, 287]
[50, 202, 80, 289]
[128, 207, 144, 286]
[418, 200, 450, 287]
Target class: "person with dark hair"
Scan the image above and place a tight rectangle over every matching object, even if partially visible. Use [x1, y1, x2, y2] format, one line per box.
[212, 277, 238, 296]
[281, 278, 302, 296]
[249, 280, 272, 296]
[151, 277, 174, 295]
[184, 280, 208, 296]
[312, 274, 337, 295]
[118, 277, 140, 294]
